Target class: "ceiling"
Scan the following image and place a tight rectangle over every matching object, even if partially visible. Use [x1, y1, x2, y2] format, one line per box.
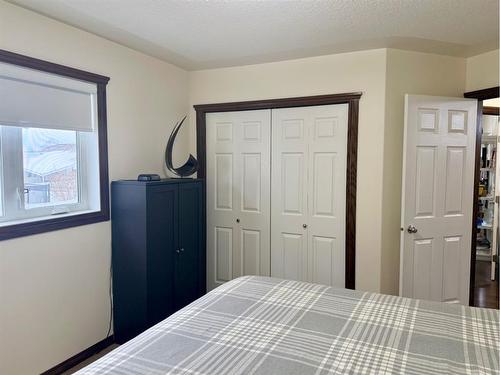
[10, 0, 500, 70]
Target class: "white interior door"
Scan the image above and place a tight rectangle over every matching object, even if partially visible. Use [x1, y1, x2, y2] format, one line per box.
[271, 104, 348, 287]
[400, 95, 477, 305]
[206, 110, 271, 290]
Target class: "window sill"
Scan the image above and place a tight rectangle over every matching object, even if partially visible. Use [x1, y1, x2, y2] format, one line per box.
[0, 209, 109, 241]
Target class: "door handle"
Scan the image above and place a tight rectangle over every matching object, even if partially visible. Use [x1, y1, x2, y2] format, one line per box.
[175, 249, 180, 254]
[236, 218, 240, 223]
[180, 248, 184, 252]
[407, 225, 418, 234]
[303, 224, 308, 229]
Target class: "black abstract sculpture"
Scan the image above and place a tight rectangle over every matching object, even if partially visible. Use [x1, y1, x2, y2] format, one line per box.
[165, 116, 198, 177]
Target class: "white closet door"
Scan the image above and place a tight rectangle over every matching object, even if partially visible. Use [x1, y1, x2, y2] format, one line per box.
[206, 110, 271, 290]
[270, 107, 309, 282]
[271, 104, 348, 287]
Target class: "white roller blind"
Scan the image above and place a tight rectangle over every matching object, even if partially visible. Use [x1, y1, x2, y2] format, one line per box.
[0, 62, 97, 132]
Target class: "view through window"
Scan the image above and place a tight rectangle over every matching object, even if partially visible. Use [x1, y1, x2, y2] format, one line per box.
[22, 128, 78, 209]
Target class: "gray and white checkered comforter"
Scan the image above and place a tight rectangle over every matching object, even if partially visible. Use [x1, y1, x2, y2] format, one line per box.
[78, 276, 499, 374]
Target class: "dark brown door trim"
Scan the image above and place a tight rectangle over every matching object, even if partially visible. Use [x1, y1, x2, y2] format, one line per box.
[464, 86, 499, 306]
[194, 92, 362, 289]
[464, 86, 500, 101]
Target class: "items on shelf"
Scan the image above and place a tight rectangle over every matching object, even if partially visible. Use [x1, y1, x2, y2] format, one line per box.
[477, 235, 490, 249]
[475, 113, 498, 282]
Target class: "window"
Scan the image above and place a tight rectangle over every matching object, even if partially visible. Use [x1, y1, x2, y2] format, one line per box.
[0, 49, 109, 240]
[0, 126, 90, 222]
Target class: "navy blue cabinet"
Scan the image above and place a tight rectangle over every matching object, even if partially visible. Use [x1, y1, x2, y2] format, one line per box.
[111, 179, 205, 344]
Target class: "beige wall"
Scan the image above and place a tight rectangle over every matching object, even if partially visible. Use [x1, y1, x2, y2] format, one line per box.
[465, 49, 499, 92]
[189, 49, 388, 293]
[381, 49, 466, 294]
[0, 2, 189, 374]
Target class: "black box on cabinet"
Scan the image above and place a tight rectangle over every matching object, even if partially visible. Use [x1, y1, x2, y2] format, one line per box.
[111, 179, 205, 344]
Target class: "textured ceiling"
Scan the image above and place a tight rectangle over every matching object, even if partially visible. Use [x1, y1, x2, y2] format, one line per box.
[9, 0, 500, 70]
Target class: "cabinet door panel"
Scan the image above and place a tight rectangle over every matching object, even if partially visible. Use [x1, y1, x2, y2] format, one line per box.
[147, 184, 177, 325]
[176, 182, 203, 310]
[111, 183, 148, 343]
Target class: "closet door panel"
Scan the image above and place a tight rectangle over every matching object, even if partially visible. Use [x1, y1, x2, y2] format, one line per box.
[207, 113, 236, 290]
[241, 229, 261, 276]
[236, 112, 271, 280]
[271, 108, 309, 281]
[271, 104, 348, 287]
[215, 153, 233, 210]
[308, 106, 348, 234]
[215, 226, 233, 283]
[308, 235, 345, 287]
[207, 110, 271, 290]
[307, 104, 348, 287]
[281, 232, 308, 281]
[281, 153, 305, 215]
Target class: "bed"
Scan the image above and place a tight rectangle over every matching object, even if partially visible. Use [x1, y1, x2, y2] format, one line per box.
[77, 276, 499, 374]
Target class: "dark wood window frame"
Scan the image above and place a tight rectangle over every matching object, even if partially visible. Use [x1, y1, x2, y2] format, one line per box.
[194, 92, 361, 289]
[464, 86, 499, 306]
[0, 49, 110, 241]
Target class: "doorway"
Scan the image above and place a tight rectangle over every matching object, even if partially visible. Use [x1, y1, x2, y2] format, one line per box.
[465, 87, 500, 309]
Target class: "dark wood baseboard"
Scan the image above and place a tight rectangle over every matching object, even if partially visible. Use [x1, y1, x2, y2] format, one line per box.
[40, 335, 114, 375]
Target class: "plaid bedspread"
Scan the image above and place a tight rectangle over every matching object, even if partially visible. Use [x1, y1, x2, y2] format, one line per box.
[78, 276, 499, 374]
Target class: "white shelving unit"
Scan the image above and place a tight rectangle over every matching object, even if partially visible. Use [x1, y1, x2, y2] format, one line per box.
[476, 114, 499, 281]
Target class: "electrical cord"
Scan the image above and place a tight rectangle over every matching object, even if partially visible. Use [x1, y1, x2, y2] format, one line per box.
[106, 253, 113, 338]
